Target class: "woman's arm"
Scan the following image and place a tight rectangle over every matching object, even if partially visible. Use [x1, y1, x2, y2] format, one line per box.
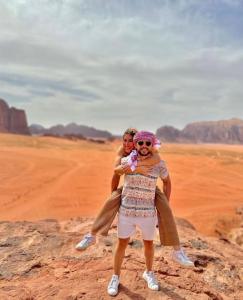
[135, 151, 161, 175]
[111, 173, 121, 192]
[137, 151, 161, 166]
[111, 153, 123, 191]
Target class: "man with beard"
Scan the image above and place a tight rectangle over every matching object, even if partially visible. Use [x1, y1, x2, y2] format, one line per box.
[107, 131, 171, 296]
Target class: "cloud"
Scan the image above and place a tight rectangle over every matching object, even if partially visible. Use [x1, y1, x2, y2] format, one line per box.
[0, 0, 243, 133]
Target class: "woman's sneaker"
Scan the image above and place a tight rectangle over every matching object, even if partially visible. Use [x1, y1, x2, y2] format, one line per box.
[75, 233, 96, 251]
[143, 271, 159, 291]
[107, 275, 119, 296]
[172, 249, 194, 267]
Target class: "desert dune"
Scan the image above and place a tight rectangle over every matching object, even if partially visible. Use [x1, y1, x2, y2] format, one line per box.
[0, 133, 243, 236]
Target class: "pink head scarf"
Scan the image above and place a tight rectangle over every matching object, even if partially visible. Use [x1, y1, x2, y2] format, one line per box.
[133, 131, 161, 149]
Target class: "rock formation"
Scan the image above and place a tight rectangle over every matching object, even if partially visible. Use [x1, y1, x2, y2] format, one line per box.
[0, 217, 242, 299]
[29, 122, 112, 139]
[156, 118, 243, 144]
[0, 98, 29, 135]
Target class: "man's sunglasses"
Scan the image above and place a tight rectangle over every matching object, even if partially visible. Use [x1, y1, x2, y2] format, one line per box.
[137, 141, 152, 146]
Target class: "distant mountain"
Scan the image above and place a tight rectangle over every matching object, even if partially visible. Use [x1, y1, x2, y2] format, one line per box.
[0, 98, 29, 135]
[29, 122, 113, 139]
[156, 118, 243, 144]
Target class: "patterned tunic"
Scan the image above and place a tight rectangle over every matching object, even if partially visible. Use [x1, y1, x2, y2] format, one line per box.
[119, 159, 169, 217]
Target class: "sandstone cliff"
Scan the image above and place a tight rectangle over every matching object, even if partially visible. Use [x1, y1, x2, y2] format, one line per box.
[156, 119, 243, 144]
[0, 217, 242, 299]
[0, 98, 29, 135]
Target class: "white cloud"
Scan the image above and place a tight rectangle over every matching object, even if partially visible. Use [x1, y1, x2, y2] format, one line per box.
[0, 0, 243, 133]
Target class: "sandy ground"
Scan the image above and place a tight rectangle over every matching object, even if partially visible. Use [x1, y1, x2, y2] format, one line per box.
[0, 133, 243, 236]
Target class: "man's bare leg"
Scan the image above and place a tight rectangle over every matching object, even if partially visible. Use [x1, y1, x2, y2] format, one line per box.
[143, 240, 154, 271]
[113, 238, 130, 276]
[142, 240, 159, 291]
[107, 238, 129, 296]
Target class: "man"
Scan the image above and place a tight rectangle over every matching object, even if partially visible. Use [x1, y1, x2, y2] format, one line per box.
[107, 131, 172, 296]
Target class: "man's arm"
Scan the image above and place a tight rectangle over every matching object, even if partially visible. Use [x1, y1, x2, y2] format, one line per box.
[161, 175, 171, 201]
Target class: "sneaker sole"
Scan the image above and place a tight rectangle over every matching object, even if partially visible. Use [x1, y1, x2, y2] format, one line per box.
[75, 241, 95, 251]
[172, 259, 194, 268]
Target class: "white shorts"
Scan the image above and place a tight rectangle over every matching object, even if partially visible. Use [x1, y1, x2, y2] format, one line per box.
[117, 214, 157, 241]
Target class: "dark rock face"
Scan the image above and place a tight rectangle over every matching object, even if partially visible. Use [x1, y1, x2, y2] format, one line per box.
[156, 118, 243, 144]
[29, 122, 113, 139]
[156, 126, 181, 142]
[182, 119, 243, 143]
[0, 99, 29, 135]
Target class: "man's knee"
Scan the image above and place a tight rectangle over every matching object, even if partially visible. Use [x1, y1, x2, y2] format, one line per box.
[143, 240, 153, 248]
[118, 238, 129, 248]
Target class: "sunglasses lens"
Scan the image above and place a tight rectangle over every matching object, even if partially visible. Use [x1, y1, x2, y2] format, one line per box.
[137, 141, 151, 146]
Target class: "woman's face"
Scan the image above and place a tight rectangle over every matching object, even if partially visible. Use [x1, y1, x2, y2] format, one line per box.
[123, 134, 134, 154]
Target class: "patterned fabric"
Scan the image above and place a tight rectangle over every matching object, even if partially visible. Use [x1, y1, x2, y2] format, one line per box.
[121, 150, 138, 171]
[120, 160, 169, 217]
[133, 131, 161, 149]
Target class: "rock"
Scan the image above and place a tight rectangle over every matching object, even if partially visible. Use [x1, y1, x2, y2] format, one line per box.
[228, 227, 243, 246]
[156, 118, 243, 144]
[176, 218, 196, 230]
[236, 206, 243, 215]
[0, 99, 29, 135]
[156, 125, 181, 142]
[190, 238, 209, 250]
[29, 122, 113, 139]
[0, 218, 242, 299]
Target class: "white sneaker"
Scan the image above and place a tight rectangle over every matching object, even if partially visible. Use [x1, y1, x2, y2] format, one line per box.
[172, 249, 194, 267]
[75, 233, 96, 251]
[107, 275, 119, 296]
[143, 271, 159, 291]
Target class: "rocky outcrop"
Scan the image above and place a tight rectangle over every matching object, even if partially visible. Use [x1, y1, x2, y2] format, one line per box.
[182, 119, 243, 144]
[0, 217, 242, 299]
[156, 126, 182, 142]
[156, 118, 243, 144]
[0, 98, 29, 135]
[29, 122, 113, 139]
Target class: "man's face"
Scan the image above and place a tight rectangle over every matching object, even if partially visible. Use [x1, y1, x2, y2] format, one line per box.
[135, 140, 153, 156]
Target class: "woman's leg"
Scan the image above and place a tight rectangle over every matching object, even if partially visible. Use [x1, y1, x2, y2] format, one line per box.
[91, 187, 122, 236]
[75, 187, 122, 250]
[155, 187, 194, 267]
[155, 186, 180, 247]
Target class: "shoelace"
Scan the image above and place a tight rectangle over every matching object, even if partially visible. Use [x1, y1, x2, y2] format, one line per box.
[84, 235, 93, 242]
[109, 277, 118, 289]
[180, 250, 191, 262]
[147, 273, 158, 285]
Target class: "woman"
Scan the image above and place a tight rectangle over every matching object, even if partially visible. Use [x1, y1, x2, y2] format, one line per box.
[75, 128, 194, 267]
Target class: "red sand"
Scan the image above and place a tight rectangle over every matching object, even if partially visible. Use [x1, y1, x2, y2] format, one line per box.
[0, 133, 243, 236]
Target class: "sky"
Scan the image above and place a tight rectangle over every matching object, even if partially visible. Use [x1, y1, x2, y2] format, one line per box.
[1, 0, 243, 134]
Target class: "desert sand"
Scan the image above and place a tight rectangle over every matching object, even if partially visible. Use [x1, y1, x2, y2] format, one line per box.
[0, 133, 243, 236]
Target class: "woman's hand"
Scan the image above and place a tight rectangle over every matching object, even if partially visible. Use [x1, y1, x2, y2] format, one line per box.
[122, 164, 132, 174]
[135, 165, 153, 176]
[114, 163, 132, 175]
